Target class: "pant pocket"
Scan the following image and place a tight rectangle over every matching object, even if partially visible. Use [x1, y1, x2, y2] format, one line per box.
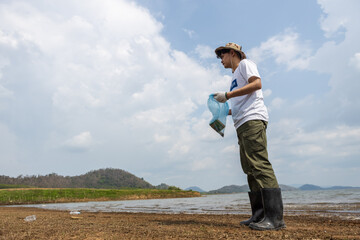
[243, 126, 266, 152]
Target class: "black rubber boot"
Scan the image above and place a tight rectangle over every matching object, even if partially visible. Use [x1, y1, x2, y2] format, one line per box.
[249, 188, 286, 230]
[240, 191, 264, 226]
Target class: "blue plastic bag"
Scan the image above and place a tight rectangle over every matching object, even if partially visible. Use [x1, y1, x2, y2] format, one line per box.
[207, 94, 229, 137]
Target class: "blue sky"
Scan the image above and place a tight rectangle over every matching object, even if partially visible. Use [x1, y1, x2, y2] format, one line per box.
[0, 0, 359, 191]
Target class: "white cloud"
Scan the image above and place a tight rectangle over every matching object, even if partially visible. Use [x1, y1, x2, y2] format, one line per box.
[169, 143, 190, 156]
[270, 122, 360, 166]
[195, 44, 213, 59]
[0, 56, 9, 82]
[183, 28, 195, 38]
[0, 123, 18, 163]
[0, 85, 13, 99]
[63, 131, 94, 152]
[263, 89, 272, 98]
[303, 0, 360, 128]
[253, 0, 360, 131]
[154, 134, 169, 143]
[0, 0, 229, 186]
[222, 145, 238, 154]
[248, 28, 312, 70]
[269, 97, 285, 111]
[1, 0, 359, 189]
[317, 0, 358, 38]
[0, 30, 18, 48]
[191, 157, 217, 171]
[350, 53, 360, 71]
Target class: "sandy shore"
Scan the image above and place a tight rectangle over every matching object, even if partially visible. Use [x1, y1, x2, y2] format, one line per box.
[1, 207, 359, 239]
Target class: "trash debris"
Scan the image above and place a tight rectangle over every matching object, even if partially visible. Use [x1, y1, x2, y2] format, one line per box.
[70, 211, 81, 215]
[24, 215, 36, 222]
[207, 94, 229, 137]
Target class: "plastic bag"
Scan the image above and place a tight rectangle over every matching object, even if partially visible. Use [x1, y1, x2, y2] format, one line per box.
[207, 94, 229, 137]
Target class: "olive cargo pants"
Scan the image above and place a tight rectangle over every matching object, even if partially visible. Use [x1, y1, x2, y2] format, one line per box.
[236, 120, 279, 192]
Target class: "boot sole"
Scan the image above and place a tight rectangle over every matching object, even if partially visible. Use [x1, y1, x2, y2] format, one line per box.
[240, 219, 262, 226]
[249, 224, 286, 231]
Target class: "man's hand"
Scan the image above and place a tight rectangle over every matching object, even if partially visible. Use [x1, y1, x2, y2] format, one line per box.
[214, 92, 228, 103]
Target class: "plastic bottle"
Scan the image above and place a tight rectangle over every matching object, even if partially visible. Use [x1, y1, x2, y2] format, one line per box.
[70, 211, 81, 215]
[24, 215, 36, 222]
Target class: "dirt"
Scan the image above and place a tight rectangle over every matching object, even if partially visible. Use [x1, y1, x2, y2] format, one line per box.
[1, 207, 359, 239]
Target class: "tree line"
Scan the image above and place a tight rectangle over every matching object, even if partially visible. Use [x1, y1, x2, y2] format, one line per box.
[0, 168, 154, 189]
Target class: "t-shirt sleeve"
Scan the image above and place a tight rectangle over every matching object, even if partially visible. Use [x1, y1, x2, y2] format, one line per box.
[240, 60, 261, 83]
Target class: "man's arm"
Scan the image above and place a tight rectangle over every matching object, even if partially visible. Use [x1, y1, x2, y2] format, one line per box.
[226, 76, 262, 99]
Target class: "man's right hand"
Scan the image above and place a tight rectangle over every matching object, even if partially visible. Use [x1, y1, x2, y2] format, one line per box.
[214, 92, 228, 103]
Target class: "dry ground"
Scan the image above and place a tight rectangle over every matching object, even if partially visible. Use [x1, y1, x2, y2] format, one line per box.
[1, 207, 359, 239]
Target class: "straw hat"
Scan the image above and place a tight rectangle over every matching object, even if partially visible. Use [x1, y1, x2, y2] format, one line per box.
[215, 42, 242, 57]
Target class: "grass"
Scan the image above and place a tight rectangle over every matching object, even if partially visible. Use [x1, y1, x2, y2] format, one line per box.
[0, 184, 32, 189]
[0, 188, 201, 205]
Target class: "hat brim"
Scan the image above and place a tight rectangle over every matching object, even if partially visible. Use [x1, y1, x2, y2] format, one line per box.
[215, 46, 228, 56]
[215, 46, 241, 57]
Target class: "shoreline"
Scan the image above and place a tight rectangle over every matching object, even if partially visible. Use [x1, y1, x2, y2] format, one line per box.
[0, 188, 201, 206]
[6, 193, 359, 221]
[6, 204, 360, 221]
[1, 207, 360, 239]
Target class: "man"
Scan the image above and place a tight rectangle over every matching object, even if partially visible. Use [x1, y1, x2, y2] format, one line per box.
[213, 42, 285, 231]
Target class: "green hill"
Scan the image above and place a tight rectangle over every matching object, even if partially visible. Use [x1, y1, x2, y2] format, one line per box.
[0, 168, 154, 189]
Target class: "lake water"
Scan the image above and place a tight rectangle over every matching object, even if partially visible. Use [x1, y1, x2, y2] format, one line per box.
[12, 189, 360, 220]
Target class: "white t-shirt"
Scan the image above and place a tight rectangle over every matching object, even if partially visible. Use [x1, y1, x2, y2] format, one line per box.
[230, 59, 269, 129]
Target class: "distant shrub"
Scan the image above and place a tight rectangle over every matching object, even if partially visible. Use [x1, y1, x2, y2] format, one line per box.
[0, 184, 31, 189]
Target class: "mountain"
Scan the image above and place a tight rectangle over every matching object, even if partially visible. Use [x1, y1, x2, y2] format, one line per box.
[299, 184, 360, 191]
[0, 168, 154, 189]
[279, 184, 298, 191]
[207, 185, 250, 194]
[327, 186, 360, 190]
[299, 184, 323, 190]
[207, 184, 299, 194]
[185, 186, 206, 193]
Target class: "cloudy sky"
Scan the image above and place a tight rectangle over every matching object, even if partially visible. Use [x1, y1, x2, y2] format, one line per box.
[1, 0, 359, 191]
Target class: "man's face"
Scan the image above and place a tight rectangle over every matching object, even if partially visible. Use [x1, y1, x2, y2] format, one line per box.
[219, 51, 231, 69]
